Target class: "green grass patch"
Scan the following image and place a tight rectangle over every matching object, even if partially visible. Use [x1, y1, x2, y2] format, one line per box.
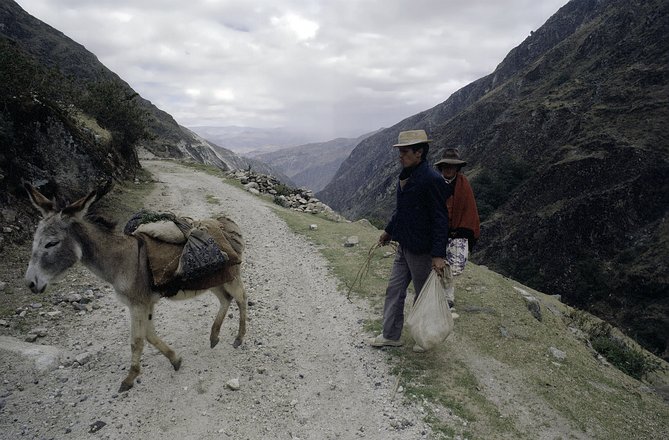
[95, 170, 156, 222]
[72, 110, 112, 144]
[205, 194, 220, 205]
[0, 301, 16, 317]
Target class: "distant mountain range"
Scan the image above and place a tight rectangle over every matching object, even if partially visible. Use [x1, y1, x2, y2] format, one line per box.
[253, 131, 379, 192]
[188, 126, 322, 156]
[187, 126, 379, 192]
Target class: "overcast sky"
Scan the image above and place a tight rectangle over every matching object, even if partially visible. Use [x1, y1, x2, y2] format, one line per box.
[16, 0, 568, 140]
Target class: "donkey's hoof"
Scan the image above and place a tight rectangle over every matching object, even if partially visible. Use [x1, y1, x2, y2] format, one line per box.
[172, 356, 182, 371]
[232, 338, 242, 348]
[118, 382, 133, 393]
[210, 338, 219, 349]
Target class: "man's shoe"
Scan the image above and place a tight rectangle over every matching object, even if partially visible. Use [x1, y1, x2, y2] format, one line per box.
[412, 344, 426, 353]
[369, 334, 403, 347]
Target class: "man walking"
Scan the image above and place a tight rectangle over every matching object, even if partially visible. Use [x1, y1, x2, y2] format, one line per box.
[370, 130, 451, 349]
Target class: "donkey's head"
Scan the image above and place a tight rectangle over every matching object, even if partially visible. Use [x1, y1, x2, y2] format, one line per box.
[24, 181, 111, 293]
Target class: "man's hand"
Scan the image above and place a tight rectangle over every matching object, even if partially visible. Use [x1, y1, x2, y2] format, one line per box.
[379, 231, 391, 246]
[432, 257, 446, 277]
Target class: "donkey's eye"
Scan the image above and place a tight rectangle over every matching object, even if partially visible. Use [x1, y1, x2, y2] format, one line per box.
[45, 241, 60, 248]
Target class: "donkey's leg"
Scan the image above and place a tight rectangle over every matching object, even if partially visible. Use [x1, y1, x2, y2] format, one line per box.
[119, 304, 149, 392]
[209, 286, 232, 349]
[145, 303, 182, 371]
[226, 276, 247, 348]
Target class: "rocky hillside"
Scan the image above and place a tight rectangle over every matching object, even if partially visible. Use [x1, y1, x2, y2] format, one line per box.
[254, 131, 378, 192]
[0, 0, 287, 207]
[318, 0, 669, 359]
[179, 127, 293, 183]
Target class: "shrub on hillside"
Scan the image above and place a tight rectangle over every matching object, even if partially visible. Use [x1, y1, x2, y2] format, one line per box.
[591, 336, 661, 380]
[79, 80, 147, 155]
[568, 310, 663, 380]
[0, 39, 77, 106]
[471, 157, 532, 222]
[273, 183, 293, 197]
[0, 39, 147, 158]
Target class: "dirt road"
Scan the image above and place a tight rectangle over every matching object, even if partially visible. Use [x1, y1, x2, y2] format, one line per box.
[0, 160, 433, 439]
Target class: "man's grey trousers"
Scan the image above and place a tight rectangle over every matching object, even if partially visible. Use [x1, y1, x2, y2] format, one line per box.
[382, 245, 433, 341]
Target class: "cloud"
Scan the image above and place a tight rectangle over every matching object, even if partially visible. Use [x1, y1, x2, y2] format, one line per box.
[15, 0, 569, 140]
[271, 12, 319, 41]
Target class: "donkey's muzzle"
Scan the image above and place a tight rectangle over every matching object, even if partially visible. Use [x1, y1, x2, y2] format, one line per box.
[26, 279, 46, 294]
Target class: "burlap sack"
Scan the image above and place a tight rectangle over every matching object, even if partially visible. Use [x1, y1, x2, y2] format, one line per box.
[134, 221, 186, 244]
[136, 215, 243, 296]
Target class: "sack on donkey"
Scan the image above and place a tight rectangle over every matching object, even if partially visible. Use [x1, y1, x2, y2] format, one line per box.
[176, 228, 228, 282]
[124, 210, 232, 287]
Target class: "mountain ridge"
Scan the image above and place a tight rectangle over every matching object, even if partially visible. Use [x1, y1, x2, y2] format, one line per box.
[253, 130, 379, 192]
[189, 125, 323, 156]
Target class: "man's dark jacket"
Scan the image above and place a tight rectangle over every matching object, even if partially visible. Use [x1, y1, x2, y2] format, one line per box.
[385, 160, 451, 257]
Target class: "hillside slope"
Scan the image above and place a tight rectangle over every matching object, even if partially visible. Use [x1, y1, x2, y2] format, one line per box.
[318, 0, 669, 360]
[255, 131, 377, 192]
[0, 1, 286, 184]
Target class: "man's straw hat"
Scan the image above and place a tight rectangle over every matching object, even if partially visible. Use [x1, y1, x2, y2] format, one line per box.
[393, 130, 431, 147]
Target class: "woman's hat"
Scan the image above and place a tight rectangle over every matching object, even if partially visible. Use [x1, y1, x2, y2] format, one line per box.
[435, 148, 467, 167]
[393, 130, 431, 147]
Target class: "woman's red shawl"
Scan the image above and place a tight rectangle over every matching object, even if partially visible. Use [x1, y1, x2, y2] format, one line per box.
[446, 173, 481, 239]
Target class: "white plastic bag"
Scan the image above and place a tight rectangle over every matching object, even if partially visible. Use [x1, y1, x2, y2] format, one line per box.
[406, 270, 454, 351]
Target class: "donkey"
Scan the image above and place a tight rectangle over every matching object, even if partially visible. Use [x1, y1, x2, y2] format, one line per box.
[24, 182, 247, 392]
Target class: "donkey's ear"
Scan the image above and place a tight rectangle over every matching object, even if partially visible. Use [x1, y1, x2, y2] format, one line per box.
[62, 179, 113, 218]
[62, 189, 98, 219]
[24, 182, 56, 217]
